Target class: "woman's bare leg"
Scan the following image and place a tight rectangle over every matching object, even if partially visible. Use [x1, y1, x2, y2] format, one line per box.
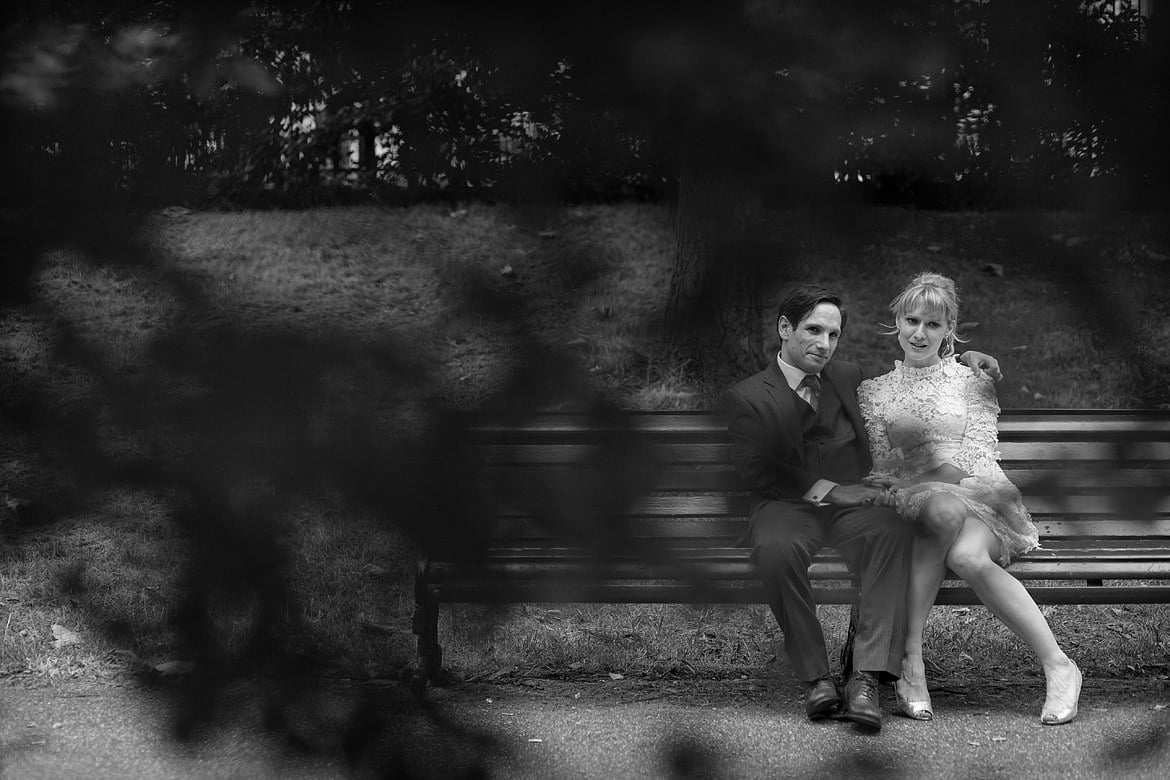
[899, 494, 965, 703]
[946, 517, 1080, 722]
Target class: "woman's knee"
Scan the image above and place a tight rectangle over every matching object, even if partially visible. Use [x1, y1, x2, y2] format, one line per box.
[918, 494, 966, 542]
[946, 540, 995, 579]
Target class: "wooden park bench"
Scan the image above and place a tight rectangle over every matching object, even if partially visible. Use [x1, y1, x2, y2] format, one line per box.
[412, 409, 1170, 691]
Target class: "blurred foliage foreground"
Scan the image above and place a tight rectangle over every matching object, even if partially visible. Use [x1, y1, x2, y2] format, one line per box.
[1, 0, 1169, 772]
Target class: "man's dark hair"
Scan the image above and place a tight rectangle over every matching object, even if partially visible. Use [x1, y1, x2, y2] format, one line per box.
[776, 285, 848, 332]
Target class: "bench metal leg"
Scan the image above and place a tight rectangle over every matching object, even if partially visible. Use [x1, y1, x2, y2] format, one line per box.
[840, 600, 858, 682]
[412, 587, 442, 696]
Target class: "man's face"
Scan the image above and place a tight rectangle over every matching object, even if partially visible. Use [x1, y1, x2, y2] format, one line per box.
[778, 302, 842, 374]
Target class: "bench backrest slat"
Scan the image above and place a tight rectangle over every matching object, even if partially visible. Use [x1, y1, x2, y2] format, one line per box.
[482, 514, 1170, 540]
[489, 494, 1170, 518]
[481, 465, 1169, 493]
[467, 410, 1170, 434]
[476, 441, 1170, 463]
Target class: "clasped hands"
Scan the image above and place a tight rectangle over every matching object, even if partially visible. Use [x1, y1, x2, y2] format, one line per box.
[827, 477, 903, 507]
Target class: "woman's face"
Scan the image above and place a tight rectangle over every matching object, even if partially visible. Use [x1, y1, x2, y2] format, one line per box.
[897, 305, 949, 367]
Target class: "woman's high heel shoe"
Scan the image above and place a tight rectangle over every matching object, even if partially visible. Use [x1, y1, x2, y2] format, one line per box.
[1041, 660, 1082, 725]
[894, 680, 934, 721]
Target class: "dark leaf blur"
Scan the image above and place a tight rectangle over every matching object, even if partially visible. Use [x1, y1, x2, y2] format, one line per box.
[1, 0, 1167, 775]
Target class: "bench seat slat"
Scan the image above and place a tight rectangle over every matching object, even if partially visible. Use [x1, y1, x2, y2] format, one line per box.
[431, 558, 1170, 581]
[447, 541, 1170, 561]
[490, 494, 1170, 517]
[433, 581, 1170, 606]
[483, 518, 1170, 540]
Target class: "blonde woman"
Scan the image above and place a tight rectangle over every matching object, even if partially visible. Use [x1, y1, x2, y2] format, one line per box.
[857, 272, 1081, 725]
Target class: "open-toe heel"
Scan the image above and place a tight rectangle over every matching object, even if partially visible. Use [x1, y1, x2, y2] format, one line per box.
[1041, 660, 1081, 725]
[894, 680, 934, 721]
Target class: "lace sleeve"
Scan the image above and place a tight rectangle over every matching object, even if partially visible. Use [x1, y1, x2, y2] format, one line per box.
[951, 374, 1001, 476]
[858, 379, 901, 476]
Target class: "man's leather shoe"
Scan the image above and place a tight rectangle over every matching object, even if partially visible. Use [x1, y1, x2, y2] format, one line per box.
[843, 671, 882, 731]
[802, 676, 840, 720]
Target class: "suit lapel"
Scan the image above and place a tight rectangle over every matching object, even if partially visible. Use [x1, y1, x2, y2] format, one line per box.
[823, 362, 872, 457]
[762, 361, 805, 465]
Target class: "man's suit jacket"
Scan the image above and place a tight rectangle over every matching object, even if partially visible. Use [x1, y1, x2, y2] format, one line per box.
[721, 358, 874, 507]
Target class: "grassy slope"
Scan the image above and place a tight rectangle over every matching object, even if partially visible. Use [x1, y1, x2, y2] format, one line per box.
[1, 204, 1167, 687]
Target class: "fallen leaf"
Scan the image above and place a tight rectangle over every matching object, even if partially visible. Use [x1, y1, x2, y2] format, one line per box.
[959, 652, 975, 663]
[154, 660, 194, 677]
[51, 624, 81, 649]
[537, 230, 559, 239]
[991, 736, 1008, 742]
[968, 740, 981, 746]
[927, 245, 942, 253]
[569, 661, 584, 669]
[608, 672, 624, 680]
[499, 265, 516, 278]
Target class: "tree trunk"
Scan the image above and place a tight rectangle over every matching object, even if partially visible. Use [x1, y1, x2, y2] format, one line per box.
[665, 159, 768, 387]
[359, 121, 377, 172]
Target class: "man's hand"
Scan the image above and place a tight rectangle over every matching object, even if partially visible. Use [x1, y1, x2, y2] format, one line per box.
[861, 474, 902, 490]
[825, 484, 896, 507]
[959, 350, 1003, 382]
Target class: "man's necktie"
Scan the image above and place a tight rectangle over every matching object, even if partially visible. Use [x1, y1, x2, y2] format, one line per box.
[800, 374, 821, 413]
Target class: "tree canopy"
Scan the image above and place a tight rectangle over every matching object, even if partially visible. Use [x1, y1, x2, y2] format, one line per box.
[2, 1, 1164, 211]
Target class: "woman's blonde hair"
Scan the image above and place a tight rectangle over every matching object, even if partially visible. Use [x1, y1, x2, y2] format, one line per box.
[881, 271, 969, 359]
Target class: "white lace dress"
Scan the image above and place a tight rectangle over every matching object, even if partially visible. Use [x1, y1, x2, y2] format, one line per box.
[857, 359, 1039, 566]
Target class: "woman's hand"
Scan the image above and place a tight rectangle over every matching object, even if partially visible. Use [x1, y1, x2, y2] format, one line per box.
[862, 474, 905, 490]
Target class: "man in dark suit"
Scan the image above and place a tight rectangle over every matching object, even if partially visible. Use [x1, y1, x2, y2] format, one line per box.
[721, 284, 999, 731]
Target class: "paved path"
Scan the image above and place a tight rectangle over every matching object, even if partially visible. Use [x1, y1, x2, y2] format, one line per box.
[1, 675, 1167, 778]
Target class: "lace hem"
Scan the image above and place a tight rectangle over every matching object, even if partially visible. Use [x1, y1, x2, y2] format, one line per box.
[897, 477, 1039, 566]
